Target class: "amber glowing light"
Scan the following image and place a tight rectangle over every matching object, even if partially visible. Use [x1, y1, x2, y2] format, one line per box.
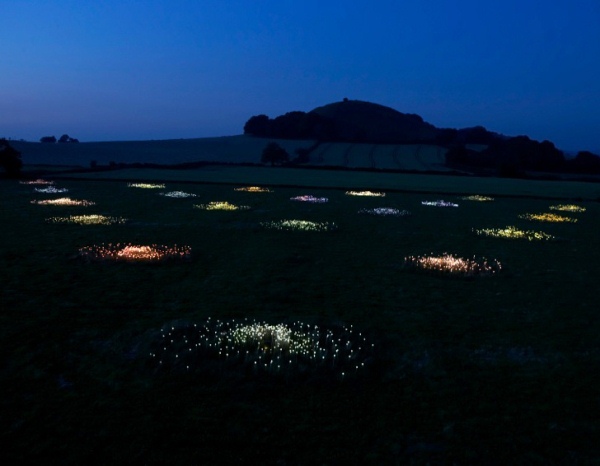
[461, 195, 494, 202]
[404, 253, 501, 276]
[79, 243, 192, 262]
[128, 183, 165, 189]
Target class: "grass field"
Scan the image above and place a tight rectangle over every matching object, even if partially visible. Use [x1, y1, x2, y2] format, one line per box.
[1, 173, 599, 464]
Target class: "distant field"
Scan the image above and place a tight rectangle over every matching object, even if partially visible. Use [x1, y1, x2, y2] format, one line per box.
[57, 165, 600, 200]
[12, 136, 452, 172]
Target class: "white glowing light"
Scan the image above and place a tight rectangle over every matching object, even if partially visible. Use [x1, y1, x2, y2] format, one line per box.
[159, 191, 197, 198]
[128, 183, 165, 189]
[421, 200, 459, 207]
[290, 195, 328, 203]
[345, 190, 385, 197]
[34, 186, 68, 193]
[358, 207, 411, 217]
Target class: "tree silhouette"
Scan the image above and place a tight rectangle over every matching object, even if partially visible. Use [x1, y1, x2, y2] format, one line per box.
[261, 142, 289, 166]
[0, 138, 23, 177]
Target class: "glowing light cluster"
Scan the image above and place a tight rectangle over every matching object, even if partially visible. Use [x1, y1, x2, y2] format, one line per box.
[20, 179, 54, 185]
[234, 186, 272, 193]
[290, 195, 329, 203]
[421, 200, 459, 207]
[261, 219, 338, 232]
[404, 253, 501, 276]
[159, 191, 197, 198]
[518, 212, 577, 223]
[549, 204, 586, 213]
[358, 207, 411, 217]
[34, 186, 68, 193]
[194, 201, 250, 211]
[461, 195, 494, 202]
[345, 190, 385, 197]
[127, 183, 165, 189]
[148, 318, 375, 380]
[46, 215, 126, 225]
[474, 226, 555, 241]
[31, 197, 95, 206]
[78, 243, 192, 262]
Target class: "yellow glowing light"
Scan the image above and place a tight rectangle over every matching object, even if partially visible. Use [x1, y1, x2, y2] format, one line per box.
[46, 215, 126, 225]
[549, 204, 586, 213]
[234, 186, 272, 193]
[78, 243, 192, 262]
[194, 201, 250, 211]
[261, 219, 338, 232]
[461, 195, 494, 202]
[518, 212, 577, 223]
[31, 197, 95, 206]
[345, 190, 386, 197]
[404, 253, 501, 276]
[474, 226, 555, 241]
[127, 183, 165, 189]
[20, 179, 54, 185]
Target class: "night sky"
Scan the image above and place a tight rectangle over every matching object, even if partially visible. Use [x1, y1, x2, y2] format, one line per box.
[2, 0, 600, 152]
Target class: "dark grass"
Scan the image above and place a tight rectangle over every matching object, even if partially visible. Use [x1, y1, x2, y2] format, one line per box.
[1, 177, 599, 464]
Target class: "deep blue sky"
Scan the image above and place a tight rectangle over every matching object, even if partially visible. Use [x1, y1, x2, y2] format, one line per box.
[2, 0, 600, 152]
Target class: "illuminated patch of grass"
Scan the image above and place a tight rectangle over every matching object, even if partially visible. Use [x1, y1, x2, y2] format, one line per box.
[46, 215, 127, 225]
[260, 219, 338, 232]
[127, 183, 165, 189]
[194, 201, 250, 211]
[148, 318, 375, 381]
[549, 204, 586, 213]
[345, 190, 385, 197]
[421, 200, 459, 207]
[404, 253, 501, 277]
[474, 225, 555, 241]
[518, 212, 577, 223]
[358, 207, 411, 217]
[78, 243, 192, 262]
[461, 195, 494, 202]
[31, 197, 95, 206]
[290, 195, 328, 203]
[234, 186, 272, 193]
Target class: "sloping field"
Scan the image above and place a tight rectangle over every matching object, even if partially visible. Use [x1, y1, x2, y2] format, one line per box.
[12, 136, 315, 167]
[13, 136, 451, 172]
[57, 165, 600, 200]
